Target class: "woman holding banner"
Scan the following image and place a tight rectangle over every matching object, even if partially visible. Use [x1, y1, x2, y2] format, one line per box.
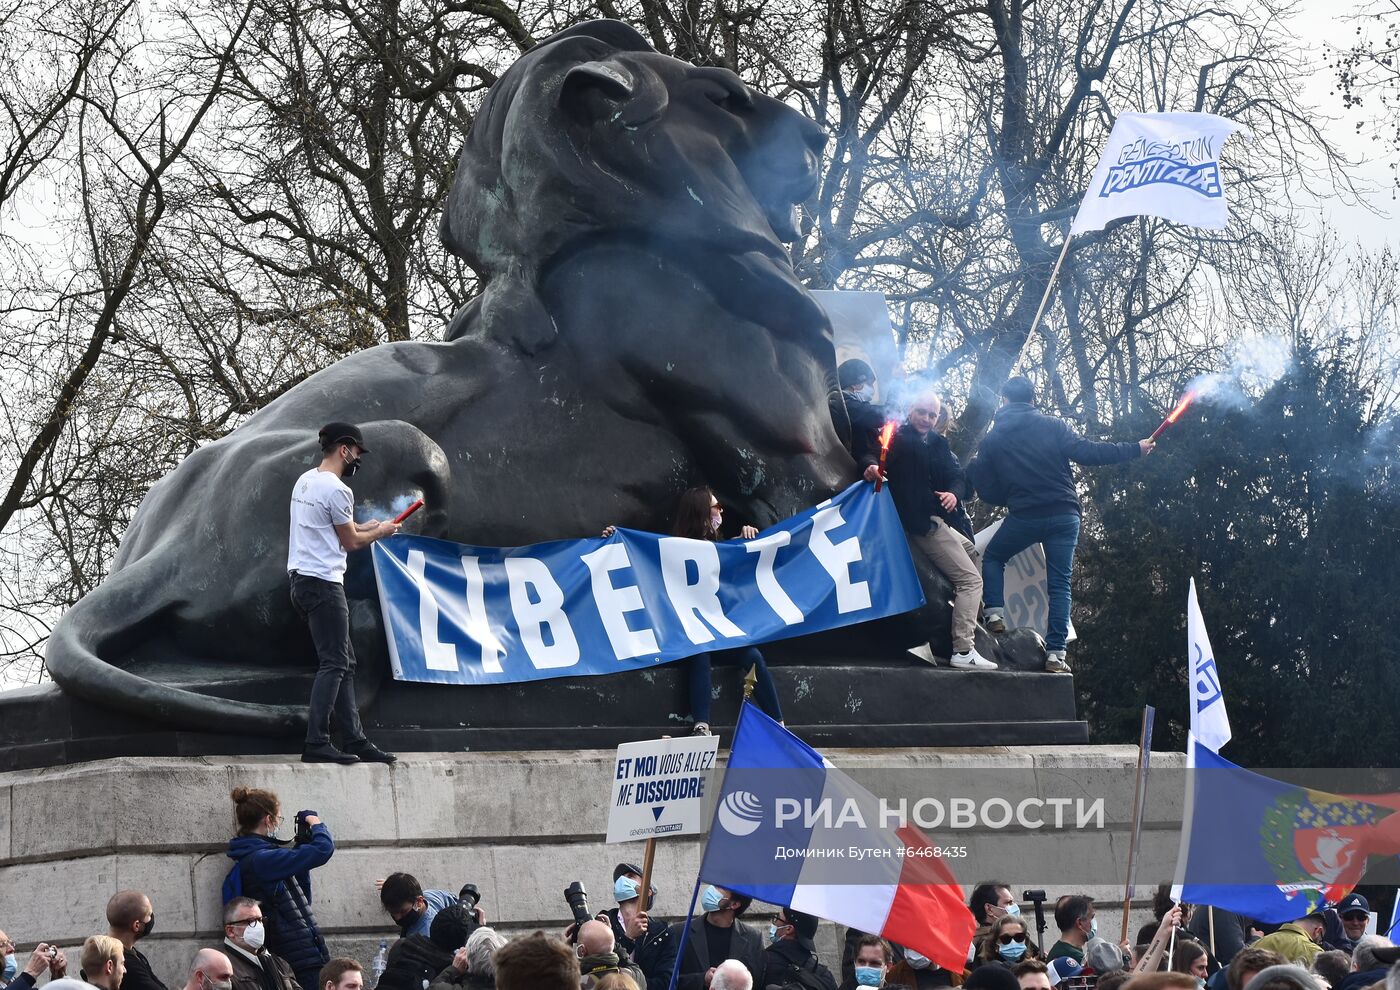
[603, 486, 784, 736]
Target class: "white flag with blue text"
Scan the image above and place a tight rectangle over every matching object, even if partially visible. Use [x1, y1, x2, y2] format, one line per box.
[1071, 112, 1246, 234]
[1188, 578, 1231, 753]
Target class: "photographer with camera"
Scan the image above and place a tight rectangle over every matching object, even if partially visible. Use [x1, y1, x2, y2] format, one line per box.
[1, 936, 70, 990]
[45, 937, 124, 990]
[378, 904, 477, 990]
[560, 884, 647, 989]
[224, 787, 334, 990]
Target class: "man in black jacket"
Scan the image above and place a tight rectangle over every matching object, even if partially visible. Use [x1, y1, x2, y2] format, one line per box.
[106, 891, 168, 990]
[650, 886, 764, 990]
[885, 388, 995, 669]
[967, 377, 1153, 673]
[761, 908, 837, 990]
[839, 359, 888, 483]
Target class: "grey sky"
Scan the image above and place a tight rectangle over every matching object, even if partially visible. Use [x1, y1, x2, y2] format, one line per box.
[1293, 0, 1397, 248]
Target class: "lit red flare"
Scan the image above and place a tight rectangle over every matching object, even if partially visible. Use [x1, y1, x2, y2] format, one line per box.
[874, 420, 897, 492]
[392, 498, 424, 524]
[1149, 391, 1196, 442]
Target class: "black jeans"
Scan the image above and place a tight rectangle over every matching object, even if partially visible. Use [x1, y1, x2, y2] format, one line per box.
[290, 572, 366, 747]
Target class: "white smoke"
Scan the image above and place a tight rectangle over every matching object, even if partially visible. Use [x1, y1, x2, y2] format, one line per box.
[1187, 335, 1294, 409]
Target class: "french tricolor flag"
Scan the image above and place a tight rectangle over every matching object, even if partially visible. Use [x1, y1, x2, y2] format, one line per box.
[699, 704, 975, 972]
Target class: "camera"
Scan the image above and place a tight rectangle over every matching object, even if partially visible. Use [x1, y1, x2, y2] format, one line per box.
[564, 881, 591, 926]
[294, 811, 313, 845]
[458, 884, 481, 912]
[1023, 889, 1047, 902]
[47, 947, 58, 960]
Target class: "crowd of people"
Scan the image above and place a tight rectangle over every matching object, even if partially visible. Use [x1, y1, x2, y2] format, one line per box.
[4, 786, 1396, 990]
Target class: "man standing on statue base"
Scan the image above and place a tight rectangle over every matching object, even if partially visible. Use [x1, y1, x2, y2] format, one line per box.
[287, 422, 400, 764]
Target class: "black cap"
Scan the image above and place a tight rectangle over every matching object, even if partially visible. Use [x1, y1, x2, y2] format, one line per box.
[780, 908, 820, 943]
[318, 422, 369, 452]
[838, 359, 875, 389]
[1335, 893, 1370, 917]
[613, 863, 642, 881]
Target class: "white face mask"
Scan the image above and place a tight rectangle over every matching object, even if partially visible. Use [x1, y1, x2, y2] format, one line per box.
[848, 384, 875, 403]
[242, 920, 266, 951]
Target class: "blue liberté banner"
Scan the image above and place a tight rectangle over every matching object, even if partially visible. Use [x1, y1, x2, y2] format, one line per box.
[371, 481, 925, 685]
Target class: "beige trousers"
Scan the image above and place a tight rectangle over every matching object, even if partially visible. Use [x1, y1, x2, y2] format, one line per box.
[908, 518, 983, 654]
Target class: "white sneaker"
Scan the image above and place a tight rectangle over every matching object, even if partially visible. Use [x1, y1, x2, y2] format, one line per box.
[950, 647, 998, 670]
[907, 643, 937, 664]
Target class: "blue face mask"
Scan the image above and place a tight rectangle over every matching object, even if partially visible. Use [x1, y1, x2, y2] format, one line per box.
[615, 877, 639, 903]
[854, 966, 883, 987]
[768, 923, 790, 944]
[1006, 903, 1022, 917]
[3, 955, 18, 982]
[999, 943, 1028, 962]
[700, 885, 726, 914]
[1090, 918, 1098, 938]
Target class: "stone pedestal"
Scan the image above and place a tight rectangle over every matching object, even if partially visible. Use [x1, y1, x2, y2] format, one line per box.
[0, 746, 1182, 982]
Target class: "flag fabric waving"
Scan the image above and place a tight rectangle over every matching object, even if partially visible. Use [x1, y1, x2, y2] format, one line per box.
[1172, 739, 1400, 922]
[1070, 112, 1246, 234]
[1188, 578, 1231, 753]
[699, 704, 975, 971]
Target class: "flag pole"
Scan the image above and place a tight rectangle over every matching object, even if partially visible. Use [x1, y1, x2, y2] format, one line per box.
[1208, 905, 1216, 957]
[1027, 235, 1074, 344]
[1120, 705, 1156, 946]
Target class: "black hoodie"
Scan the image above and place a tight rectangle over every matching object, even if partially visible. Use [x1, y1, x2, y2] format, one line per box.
[968, 402, 1140, 517]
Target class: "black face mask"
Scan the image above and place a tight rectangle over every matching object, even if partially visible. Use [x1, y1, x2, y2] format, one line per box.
[138, 915, 156, 939]
[397, 907, 425, 935]
[343, 450, 362, 477]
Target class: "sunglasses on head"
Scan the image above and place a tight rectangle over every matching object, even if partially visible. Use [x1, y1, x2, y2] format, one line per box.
[998, 933, 1027, 945]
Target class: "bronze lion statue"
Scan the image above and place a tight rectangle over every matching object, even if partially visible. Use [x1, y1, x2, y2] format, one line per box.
[46, 20, 1022, 737]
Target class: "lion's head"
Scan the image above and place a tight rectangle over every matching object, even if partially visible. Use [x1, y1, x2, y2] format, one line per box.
[440, 20, 829, 351]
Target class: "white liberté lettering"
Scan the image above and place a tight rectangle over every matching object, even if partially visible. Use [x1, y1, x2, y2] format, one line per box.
[745, 532, 803, 625]
[658, 538, 746, 644]
[407, 550, 458, 672]
[503, 557, 580, 669]
[459, 555, 506, 674]
[580, 543, 659, 660]
[807, 507, 871, 613]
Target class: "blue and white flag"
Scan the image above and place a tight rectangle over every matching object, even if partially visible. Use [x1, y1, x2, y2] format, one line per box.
[1070, 112, 1246, 234]
[371, 481, 924, 685]
[1188, 578, 1231, 753]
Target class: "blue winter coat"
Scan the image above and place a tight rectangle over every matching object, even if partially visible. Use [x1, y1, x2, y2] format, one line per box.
[224, 825, 335, 976]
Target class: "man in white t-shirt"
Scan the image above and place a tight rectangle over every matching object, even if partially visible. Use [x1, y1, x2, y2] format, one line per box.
[288, 422, 400, 764]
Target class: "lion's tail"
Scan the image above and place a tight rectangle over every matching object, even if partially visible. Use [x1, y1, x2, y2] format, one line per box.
[46, 555, 306, 737]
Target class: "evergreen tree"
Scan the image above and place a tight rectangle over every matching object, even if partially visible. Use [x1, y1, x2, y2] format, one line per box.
[1073, 350, 1400, 767]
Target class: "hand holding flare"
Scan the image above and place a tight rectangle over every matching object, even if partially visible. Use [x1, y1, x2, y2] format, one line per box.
[873, 421, 896, 492]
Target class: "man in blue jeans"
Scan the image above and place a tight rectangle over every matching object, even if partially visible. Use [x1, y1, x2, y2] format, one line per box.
[969, 378, 1154, 673]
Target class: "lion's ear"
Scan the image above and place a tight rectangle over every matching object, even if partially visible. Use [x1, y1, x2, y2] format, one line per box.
[560, 60, 634, 119]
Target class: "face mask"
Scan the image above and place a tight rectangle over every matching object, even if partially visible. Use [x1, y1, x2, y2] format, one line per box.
[854, 966, 883, 987]
[614, 877, 639, 903]
[343, 450, 361, 478]
[398, 907, 425, 934]
[139, 915, 156, 940]
[848, 384, 874, 403]
[205, 978, 233, 990]
[998, 943, 1027, 962]
[1197, 980, 1206, 990]
[905, 949, 931, 970]
[243, 920, 266, 951]
[767, 923, 791, 944]
[1005, 903, 1022, 917]
[700, 886, 726, 914]
[709, 510, 722, 533]
[1088, 918, 1098, 938]
[3, 955, 18, 982]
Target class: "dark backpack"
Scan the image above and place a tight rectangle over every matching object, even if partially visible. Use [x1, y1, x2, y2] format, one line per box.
[768, 955, 831, 990]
